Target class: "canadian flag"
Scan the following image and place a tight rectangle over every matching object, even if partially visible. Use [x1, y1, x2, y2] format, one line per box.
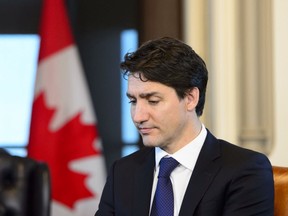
[27, 0, 106, 215]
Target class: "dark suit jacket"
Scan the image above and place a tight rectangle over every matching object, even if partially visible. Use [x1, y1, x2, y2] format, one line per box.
[95, 131, 274, 216]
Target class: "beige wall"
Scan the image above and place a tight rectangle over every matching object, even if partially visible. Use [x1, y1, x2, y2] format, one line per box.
[183, 0, 288, 166]
[269, 0, 288, 166]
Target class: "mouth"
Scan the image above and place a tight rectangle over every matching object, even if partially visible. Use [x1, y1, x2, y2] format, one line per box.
[137, 126, 154, 135]
[139, 128, 152, 135]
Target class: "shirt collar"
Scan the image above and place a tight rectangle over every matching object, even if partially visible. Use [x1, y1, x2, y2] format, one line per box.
[155, 124, 207, 171]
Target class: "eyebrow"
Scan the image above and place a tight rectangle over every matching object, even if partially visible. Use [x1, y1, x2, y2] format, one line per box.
[126, 92, 160, 99]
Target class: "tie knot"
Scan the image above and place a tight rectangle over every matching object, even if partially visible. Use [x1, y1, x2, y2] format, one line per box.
[158, 157, 179, 178]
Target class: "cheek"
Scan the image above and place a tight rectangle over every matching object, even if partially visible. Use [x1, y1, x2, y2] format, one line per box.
[158, 107, 181, 126]
[130, 107, 134, 118]
[163, 105, 187, 126]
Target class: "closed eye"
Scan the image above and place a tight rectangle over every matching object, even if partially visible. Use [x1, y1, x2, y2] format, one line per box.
[148, 100, 159, 105]
[128, 99, 136, 105]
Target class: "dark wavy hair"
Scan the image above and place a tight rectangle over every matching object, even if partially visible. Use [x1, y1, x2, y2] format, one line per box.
[120, 37, 208, 116]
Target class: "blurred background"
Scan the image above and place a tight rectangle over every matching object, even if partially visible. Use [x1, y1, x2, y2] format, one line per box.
[0, 0, 287, 172]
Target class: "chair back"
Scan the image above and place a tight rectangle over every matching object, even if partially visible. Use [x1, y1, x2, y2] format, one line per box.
[273, 166, 288, 216]
[0, 150, 50, 216]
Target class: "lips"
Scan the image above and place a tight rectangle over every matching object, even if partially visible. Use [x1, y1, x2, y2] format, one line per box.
[136, 125, 155, 135]
[138, 127, 153, 134]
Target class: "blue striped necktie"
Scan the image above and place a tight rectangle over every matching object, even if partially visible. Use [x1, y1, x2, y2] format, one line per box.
[150, 157, 179, 216]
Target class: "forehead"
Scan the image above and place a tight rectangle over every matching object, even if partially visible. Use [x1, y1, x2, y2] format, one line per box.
[127, 74, 175, 97]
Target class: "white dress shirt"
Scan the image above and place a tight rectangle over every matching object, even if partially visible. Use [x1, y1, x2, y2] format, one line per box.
[149, 125, 207, 216]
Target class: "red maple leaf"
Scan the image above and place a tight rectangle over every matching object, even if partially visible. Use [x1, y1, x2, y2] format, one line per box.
[28, 92, 101, 208]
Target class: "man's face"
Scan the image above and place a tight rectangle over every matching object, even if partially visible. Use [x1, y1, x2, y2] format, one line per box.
[127, 73, 193, 154]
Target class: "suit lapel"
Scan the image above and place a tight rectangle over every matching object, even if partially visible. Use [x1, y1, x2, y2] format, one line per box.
[132, 148, 155, 216]
[179, 131, 222, 216]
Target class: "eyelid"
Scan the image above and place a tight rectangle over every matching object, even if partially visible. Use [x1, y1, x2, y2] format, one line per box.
[126, 94, 135, 100]
[148, 99, 160, 104]
[149, 102, 158, 105]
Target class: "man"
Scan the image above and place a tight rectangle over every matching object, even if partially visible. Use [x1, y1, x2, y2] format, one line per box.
[95, 37, 274, 216]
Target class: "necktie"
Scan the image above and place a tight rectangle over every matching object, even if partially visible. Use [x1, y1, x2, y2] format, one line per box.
[150, 157, 179, 216]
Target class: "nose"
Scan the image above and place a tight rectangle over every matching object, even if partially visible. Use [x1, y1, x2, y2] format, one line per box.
[131, 102, 148, 125]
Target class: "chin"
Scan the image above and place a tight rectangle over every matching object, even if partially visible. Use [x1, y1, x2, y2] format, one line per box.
[142, 140, 160, 148]
[141, 135, 163, 148]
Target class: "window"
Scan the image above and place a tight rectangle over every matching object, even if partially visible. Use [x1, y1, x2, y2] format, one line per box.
[120, 30, 139, 156]
[0, 34, 40, 156]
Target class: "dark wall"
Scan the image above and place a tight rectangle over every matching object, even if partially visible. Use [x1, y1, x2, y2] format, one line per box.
[139, 0, 182, 42]
[0, 0, 140, 170]
[0, 0, 42, 33]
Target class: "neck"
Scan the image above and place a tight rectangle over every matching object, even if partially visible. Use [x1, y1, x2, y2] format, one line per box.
[162, 117, 203, 154]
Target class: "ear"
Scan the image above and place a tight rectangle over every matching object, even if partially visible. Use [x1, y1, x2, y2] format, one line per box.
[185, 87, 200, 111]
